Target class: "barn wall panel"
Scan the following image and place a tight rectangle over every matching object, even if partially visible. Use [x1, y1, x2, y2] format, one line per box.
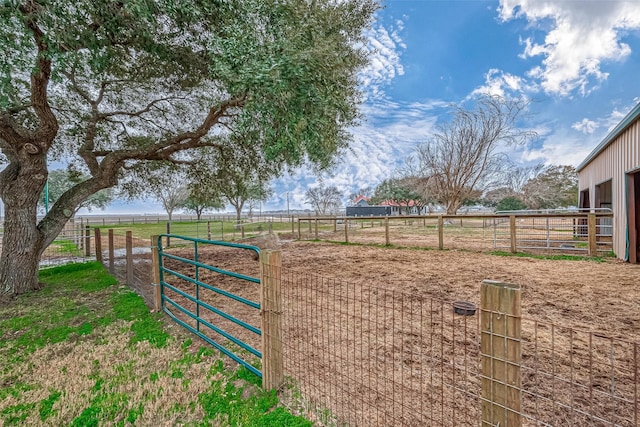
[578, 120, 640, 259]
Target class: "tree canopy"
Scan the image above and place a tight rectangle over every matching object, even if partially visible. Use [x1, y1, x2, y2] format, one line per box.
[371, 178, 425, 214]
[305, 185, 343, 215]
[0, 0, 379, 297]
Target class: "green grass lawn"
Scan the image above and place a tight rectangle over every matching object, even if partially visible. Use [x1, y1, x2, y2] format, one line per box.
[0, 262, 309, 426]
[99, 220, 295, 241]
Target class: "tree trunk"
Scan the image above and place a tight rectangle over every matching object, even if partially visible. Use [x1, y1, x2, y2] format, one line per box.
[235, 205, 242, 222]
[0, 162, 48, 299]
[447, 201, 462, 215]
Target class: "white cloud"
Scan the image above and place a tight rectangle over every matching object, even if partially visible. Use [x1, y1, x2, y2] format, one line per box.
[266, 100, 443, 210]
[359, 20, 406, 99]
[571, 118, 598, 134]
[521, 131, 596, 167]
[604, 108, 628, 132]
[471, 68, 537, 98]
[498, 0, 640, 96]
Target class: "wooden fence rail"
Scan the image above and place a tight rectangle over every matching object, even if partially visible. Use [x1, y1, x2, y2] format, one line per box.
[296, 212, 612, 256]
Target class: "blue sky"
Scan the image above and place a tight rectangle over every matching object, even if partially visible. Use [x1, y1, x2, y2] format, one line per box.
[104, 0, 640, 215]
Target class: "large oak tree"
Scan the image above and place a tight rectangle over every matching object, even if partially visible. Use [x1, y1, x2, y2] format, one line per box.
[0, 0, 378, 298]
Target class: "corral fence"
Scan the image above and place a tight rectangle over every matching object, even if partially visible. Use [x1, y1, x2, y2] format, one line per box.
[112, 235, 635, 427]
[36, 225, 635, 426]
[297, 212, 614, 256]
[280, 273, 638, 426]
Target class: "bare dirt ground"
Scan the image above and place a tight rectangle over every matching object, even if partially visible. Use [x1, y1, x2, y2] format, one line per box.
[277, 241, 639, 337]
[158, 239, 640, 426]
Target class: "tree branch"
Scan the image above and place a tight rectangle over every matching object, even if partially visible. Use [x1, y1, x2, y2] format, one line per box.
[20, 1, 58, 147]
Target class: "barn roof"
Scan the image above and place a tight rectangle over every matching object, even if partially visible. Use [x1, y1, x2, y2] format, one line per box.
[576, 101, 640, 172]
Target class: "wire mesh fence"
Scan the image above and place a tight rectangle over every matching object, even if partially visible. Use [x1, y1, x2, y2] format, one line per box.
[278, 272, 638, 426]
[100, 229, 154, 307]
[25, 220, 635, 426]
[33, 219, 96, 268]
[281, 273, 481, 426]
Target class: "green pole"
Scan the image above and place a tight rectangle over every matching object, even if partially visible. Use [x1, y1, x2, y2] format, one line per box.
[44, 180, 49, 214]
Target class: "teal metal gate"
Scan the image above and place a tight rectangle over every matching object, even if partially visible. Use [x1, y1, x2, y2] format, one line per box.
[157, 234, 262, 377]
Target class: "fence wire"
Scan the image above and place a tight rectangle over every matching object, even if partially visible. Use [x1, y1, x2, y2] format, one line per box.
[281, 273, 481, 426]
[278, 272, 638, 426]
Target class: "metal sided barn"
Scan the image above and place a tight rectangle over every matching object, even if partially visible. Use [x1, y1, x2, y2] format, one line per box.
[577, 101, 640, 263]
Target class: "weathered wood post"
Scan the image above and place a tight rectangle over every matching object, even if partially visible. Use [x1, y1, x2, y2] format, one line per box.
[509, 215, 517, 253]
[385, 216, 390, 246]
[151, 235, 162, 311]
[84, 225, 91, 257]
[438, 215, 444, 250]
[207, 221, 211, 240]
[314, 219, 318, 239]
[108, 229, 114, 273]
[260, 250, 284, 390]
[166, 222, 171, 247]
[94, 228, 102, 264]
[126, 231, 133, 286]
[481, 280, 522, 427]
[241, 225, 245, 238]
[297, 219, 301, 240]
[291, 216, 295, 234]
[588, 213, 597, 256]
[333, 218, 337, 232]
[344, 218, 349, 243]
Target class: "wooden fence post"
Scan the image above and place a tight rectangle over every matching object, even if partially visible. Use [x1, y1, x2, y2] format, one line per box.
[344, 219, 349, 243]
[166, 222, 171, 247]
[260, 250, 284, 390]
[438, 215, 444, 250]
[151, 235, 162, 311]
[509, 215, 517, 253]
[481, 280, 522, 427]
[333, 218, 337, 232]
[207, 221, 211, 240]
[126, 231, 133, 286]
[241, 225, 245, 238]
[84, 225, 91, 257]
[385, 216, 390, 246]
[94, 228, 102, 264]
[297, 219, 301, 240]
[314, 219, 318, 239]
[588, 213, 597, 256]
[291, 216, 295, 234]
[108, 229, 114, 273]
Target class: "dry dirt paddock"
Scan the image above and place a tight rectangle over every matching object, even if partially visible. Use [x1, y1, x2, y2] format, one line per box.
[262, 240, 638, 337]
[163, 239, 640, 349]
[160, 239, 640, 426]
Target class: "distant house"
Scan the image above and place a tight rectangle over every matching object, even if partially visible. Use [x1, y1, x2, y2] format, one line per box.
[576, 101, 640, 263]
[379, 200, 423, 215]
[346, 196, 391, 217]
[352, 195, 371, 207]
